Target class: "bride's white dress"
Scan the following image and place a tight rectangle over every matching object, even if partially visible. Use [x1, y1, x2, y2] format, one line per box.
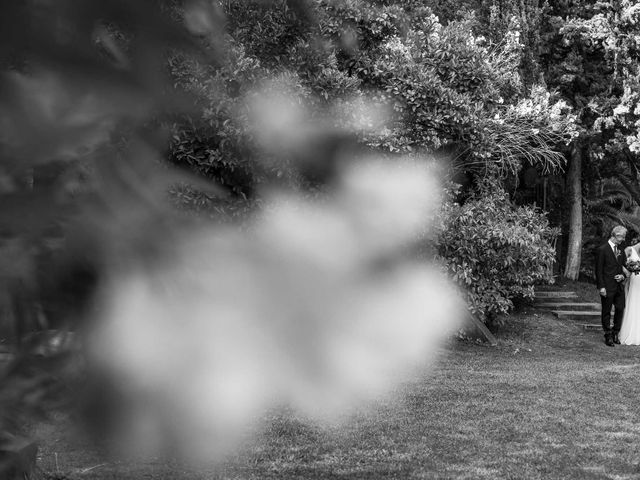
[620, 247, 640, 345]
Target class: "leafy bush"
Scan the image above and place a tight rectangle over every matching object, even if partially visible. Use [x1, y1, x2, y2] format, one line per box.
[165, 0, 576, 204]
[436, 181, 557, 324]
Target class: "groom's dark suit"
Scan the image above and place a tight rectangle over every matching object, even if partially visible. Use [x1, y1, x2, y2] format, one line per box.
[595, 241, 626, 339]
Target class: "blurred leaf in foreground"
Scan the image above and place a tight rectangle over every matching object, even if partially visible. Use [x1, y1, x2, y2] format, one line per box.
[86, 155, 464, 464]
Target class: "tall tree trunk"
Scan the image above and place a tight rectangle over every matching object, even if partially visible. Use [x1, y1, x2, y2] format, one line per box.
[564, 142, 582, 280]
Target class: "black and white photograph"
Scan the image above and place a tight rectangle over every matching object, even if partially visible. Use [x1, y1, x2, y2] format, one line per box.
[1, 1, 640, 479]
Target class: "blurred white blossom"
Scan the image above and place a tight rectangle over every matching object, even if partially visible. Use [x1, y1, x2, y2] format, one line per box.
[614, 104, 630, 116]
[88, 158, 463, 464]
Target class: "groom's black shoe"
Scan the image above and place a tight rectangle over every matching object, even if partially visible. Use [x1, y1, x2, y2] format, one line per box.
[605, 335, 615, 347]
[614, 334, 621, 344]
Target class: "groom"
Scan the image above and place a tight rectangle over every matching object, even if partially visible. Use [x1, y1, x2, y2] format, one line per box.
[595, 225, 628, 347]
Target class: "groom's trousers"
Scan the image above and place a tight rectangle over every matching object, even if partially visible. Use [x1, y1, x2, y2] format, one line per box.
[601, 285, 625, 336]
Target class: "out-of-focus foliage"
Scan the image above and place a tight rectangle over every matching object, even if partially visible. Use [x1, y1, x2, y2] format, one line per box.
[436, 180, 557, 324]
[90, 158, 463, 463]
[166, 0, 368, 209]
[0, 0, 230, 455]
[0, 0, 466, 469]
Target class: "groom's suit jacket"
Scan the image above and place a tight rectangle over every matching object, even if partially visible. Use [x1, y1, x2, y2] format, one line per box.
[595, 242, 625, 293]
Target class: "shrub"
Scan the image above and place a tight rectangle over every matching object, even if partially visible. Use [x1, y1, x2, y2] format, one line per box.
[436, 181, 557, 325]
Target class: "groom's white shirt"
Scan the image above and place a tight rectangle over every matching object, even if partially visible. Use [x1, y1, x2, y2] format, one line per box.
[609, 240, 617, 254]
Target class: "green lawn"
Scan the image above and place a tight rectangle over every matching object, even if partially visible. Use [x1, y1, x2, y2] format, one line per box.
[34, 303, 640, 480]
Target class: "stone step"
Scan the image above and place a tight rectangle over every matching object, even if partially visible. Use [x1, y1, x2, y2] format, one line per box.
[534, 284, 564, 291]
[553, 310, 601, 320]
[534, 291, 579, 298]
[535, 302, 600, 310]
[580, 323, 602, 331]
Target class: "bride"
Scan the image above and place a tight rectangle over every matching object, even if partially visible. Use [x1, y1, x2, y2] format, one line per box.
[619, 239, 640, 345]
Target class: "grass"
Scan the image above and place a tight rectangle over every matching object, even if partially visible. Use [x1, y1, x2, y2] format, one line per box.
[31, 285, 640, 480]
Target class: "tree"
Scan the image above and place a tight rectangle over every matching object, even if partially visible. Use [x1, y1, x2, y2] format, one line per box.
[564, 141, 583, 279]
[540, 0, 640, 278]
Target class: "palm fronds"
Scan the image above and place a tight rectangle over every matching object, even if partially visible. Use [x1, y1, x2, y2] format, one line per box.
[585, 177, 640, 233]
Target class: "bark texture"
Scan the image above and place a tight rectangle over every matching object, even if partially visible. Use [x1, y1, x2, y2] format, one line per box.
[564, 143, 582, 280]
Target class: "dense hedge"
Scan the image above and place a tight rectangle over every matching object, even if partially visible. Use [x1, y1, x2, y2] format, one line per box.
[167, 0, 575, 201]
[436, 181, 557, 324]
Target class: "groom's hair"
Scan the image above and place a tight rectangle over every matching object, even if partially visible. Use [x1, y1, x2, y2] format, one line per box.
[611, 225, 627, 237]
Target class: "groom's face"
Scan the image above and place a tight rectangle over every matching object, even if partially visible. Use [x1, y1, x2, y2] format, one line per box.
[613, 232, 626, 245]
